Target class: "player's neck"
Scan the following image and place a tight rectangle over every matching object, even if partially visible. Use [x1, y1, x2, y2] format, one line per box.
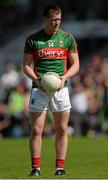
[44, 27, 58, 36]
[44, 28, 54, 35]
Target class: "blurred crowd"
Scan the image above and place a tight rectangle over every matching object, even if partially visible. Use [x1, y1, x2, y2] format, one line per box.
[0, 54, 108, 139]
[69, 55, 108, 137]
[0, 63, 31, 138]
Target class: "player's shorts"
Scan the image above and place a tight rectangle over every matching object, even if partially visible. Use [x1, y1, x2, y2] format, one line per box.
[29, 87, 71, 112]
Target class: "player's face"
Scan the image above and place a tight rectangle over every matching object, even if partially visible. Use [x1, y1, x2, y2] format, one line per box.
[45, 12, 61, 32]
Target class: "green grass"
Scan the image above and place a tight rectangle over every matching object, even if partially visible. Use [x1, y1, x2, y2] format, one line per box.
[0, 136, 108, 179]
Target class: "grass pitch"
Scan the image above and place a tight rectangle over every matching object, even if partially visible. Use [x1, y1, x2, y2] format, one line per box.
[0, 136, 108, 179]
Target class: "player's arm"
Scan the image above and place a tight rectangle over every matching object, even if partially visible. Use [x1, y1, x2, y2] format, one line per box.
[23, 53, 38, 82]
[23, 53, 42, 88]
[60, 51, 80, 89]
[65, 51, 79, 79]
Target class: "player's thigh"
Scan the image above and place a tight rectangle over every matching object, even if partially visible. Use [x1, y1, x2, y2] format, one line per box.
[50, 87, 71, 112]
[53, 110, 70, 130]
[30, 111, 47, 132]
[29, 88, 49, 112]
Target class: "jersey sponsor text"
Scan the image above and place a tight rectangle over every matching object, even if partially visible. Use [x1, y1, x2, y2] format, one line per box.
[38, 49, 65, 57]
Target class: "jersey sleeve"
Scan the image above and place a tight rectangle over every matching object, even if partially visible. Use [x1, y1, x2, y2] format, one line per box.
[68, 34, 78, 53]
[24, 37, 33, 54]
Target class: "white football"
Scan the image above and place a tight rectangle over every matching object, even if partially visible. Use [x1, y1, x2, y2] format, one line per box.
[41, 72, 61, 93]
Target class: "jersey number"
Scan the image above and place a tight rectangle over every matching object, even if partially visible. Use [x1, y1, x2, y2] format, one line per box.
[48, 42, 54, 47]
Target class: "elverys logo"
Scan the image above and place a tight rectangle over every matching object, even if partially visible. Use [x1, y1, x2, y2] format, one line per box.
[38, 49, 65, 57]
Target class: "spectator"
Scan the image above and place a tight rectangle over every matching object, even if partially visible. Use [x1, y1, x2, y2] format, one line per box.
[0, 102, 11, 138]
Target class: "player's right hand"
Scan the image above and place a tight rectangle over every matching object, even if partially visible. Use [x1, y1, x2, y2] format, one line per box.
[35, 77, 42, 89]
[35, 77, 45, 92]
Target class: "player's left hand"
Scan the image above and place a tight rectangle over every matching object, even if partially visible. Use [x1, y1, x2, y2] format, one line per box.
[60, 76, 66, 89]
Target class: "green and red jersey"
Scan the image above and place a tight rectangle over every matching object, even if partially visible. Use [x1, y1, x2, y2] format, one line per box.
[24, 28, 77, 77]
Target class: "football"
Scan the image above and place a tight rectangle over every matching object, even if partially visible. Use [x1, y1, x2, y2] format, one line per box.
[41, 72, 61, 93]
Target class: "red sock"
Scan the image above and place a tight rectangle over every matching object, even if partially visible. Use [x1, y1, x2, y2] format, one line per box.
[56, 159, 64, 169]
[32, 157, 40, 169]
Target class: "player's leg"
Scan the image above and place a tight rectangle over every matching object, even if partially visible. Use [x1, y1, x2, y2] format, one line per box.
[29, 111, 46, 176]
[28, 88, 49, 176]
[53, 110, 70, 175]
[50, 87, 71, 175]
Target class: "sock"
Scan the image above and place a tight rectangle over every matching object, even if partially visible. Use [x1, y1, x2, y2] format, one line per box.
[32, 157, 40, 170]
[56, 159, 64, 170]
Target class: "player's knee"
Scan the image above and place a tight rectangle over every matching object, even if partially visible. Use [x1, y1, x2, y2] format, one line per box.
[31, 126, 43, 137]
[56, 127, 67, 136]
